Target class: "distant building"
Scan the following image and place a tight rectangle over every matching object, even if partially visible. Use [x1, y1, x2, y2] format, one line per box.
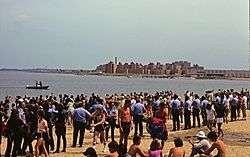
[95, 60, 250, 78]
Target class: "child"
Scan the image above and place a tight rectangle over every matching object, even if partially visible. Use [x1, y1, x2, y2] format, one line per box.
[128, 136, 148, 157]
[168, 138, 185, 157]
[105, 141, 119, 157]
[148, 139, 163, 157]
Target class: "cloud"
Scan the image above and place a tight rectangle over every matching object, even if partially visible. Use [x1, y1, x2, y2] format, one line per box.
[16, 13, 32, 22]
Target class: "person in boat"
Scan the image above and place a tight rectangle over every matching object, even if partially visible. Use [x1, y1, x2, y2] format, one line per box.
[39, 81, 42, 87]
[35, 81, 38, 87]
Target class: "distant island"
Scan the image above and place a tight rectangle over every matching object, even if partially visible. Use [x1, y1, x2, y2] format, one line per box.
[1, 58, 250, 80]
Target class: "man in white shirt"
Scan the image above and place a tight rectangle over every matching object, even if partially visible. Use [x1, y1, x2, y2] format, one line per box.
[184, 96, 192, 130]
[131, 99, 146, 136]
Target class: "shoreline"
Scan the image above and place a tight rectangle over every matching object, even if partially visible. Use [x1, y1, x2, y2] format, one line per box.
[1, 69, 250, 81]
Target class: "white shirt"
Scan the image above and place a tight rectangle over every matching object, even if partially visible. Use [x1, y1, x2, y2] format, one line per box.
[194, 139, 211, 153]
[243, 96, 248, 108]
[201, 100, 209, 109]
[223, 98, 230, 109]
[184, 100, 192, 111]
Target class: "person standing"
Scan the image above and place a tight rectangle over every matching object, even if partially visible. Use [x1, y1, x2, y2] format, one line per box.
[206, 104, 216, 131]
[237, 94, 243, 120]
[154, 102, 168, 148]
[72, 103, 91, 147]
[44, 102, 55, 151]
[92, 106, 107, 151]
[230, 95, 238, 122]
[223, 95, 230, 124]
[192, 94, 201, 128]
[200, 96, 209, 126]
[131, 99, 146, 137]
[170, 95, 180, 131]
[183, 96, 192, 130]
[242, 93, 248, 120]
[105, 102, 118, 142]
[35, 110, 49, 157]
[5, 109, 24, 157]
[54, 104, 67, 153]
[118, 100, 133, 149]
[214, 98, 225, 137]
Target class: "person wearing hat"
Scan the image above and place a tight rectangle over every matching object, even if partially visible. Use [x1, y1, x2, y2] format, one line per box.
[83, 147, 97, 157]
[188, 131, 211, 157]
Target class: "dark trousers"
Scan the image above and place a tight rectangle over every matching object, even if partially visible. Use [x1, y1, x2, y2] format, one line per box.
[48, 126, 55, 150]
[5, 134, 21, 157]
[179, 110, 183, 123]
[134, 115, 144, 136]
[172, 109, 180, 131]
[231, 105, 237, 121]
[105, 119, 117, 141]
[184, 110, 191, 129]
[73, 121, 86, 147]
[55, 126, 66, 151]
[192, 108, 201, 127]
[201, 109, 207, 126]
[21, 129, 33, 154]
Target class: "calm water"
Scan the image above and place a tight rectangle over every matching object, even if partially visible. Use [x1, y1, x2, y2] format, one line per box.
[0, 71, 250, 100]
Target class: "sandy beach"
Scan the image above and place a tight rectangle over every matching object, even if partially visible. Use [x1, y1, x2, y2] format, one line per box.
[1, 111, 249, 157]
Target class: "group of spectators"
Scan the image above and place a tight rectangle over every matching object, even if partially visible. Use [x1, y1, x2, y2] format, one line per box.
[0, 88, 248, 157]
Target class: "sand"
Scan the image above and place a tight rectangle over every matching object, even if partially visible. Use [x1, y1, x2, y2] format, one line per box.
[1, 111, 250, 157]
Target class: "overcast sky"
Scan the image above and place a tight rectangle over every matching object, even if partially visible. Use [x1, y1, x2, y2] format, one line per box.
[0, 0, 248, 70]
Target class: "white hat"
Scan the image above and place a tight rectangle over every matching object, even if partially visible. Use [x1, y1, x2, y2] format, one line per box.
[196, 131, 207, 139]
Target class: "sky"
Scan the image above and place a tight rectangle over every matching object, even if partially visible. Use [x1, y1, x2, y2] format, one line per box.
[0, 0, 248, 70]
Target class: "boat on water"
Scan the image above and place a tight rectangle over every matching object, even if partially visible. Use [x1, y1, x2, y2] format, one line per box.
[26, 81, 49, 90]
[26, 85, 49, 90]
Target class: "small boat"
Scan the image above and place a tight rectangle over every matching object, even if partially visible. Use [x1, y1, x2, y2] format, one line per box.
[26, 85, 49, 90]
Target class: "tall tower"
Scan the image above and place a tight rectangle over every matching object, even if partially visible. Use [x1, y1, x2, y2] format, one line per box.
[115, 57, 118, 65]
[113, 57, 118, 74]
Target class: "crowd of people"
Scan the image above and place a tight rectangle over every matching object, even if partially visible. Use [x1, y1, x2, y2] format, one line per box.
[0, 88, 248, 157]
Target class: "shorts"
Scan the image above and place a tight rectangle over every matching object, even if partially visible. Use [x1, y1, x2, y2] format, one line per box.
[94, 124, 105, 133]
[216, 118, 223, 124]
[37, 132, 49, 139]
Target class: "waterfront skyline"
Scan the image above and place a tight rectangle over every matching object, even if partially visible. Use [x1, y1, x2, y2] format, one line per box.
[0, 0, 248, 70]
